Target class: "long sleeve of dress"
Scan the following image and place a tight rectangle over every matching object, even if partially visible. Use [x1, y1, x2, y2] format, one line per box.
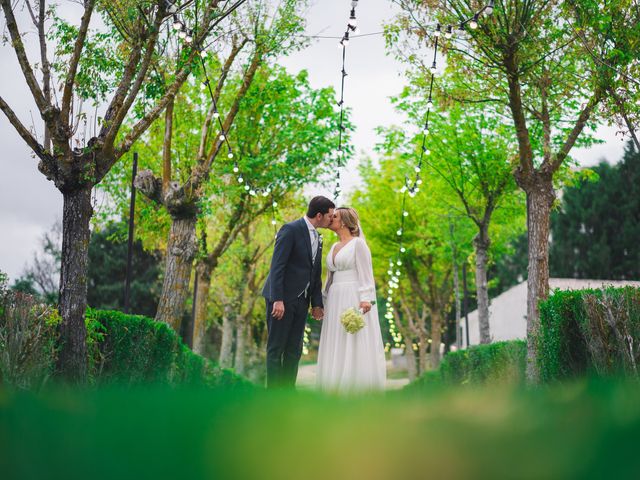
[322, 269, 334, 306]
[354, 238, 376, 303]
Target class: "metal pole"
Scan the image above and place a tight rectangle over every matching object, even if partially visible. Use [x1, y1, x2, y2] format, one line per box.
[462, 262, 470, 348]
[123, 152, 138, 314]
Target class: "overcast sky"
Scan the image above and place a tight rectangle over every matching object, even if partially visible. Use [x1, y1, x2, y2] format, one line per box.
[0, 0, 626, 283]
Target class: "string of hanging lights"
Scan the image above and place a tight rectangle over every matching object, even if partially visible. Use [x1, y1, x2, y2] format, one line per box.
[169, 2, 280, 236]
[382, 1, 496, 350]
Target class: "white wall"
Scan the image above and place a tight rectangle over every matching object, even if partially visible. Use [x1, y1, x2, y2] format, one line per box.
[461, 278, 640, 347]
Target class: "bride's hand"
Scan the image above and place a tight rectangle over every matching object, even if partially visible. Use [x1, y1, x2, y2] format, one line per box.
[359, 301, 371, 314]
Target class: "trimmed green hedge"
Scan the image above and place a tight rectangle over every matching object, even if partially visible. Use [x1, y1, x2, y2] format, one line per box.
[410, 340, 527, 389]
[90, 309, 249, 388]
[538, 286, 640, 382]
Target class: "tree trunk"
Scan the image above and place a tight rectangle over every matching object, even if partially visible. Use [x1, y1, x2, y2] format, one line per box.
[155, 214, 197, 330]
[56, 187, 93, 382]
[219, 307, 234, 368]
[474, 227, 491, 344]
[235, 319, 246, 375]
[430, 311, 443, 369]
[192, 263, 212, 355]
[404, 341, 418, 381]
[524, 180, 555, 382]
[418, 331, 428, 374]
[453, 257, 461, 350]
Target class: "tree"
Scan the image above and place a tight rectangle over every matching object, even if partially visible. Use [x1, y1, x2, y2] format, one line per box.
[550, 142, 640, 280]
[127, 0, 322, 332]
[389, 0, 634, 381]
[379, 98, 525, 344]
[0, 0, 245, 380]
[352, 154, 467, 370]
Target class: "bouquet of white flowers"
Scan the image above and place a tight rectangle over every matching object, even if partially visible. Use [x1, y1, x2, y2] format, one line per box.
[340, 307, 365, 334]
[340, 301, 375, 334]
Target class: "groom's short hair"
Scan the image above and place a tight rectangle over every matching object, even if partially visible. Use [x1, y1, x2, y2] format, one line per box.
[307, 196, 335, 218]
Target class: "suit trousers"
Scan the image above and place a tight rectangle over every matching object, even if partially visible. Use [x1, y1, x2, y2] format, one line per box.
[265, 295, 309, 388]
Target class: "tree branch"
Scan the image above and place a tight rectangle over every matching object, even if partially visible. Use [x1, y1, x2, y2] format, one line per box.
[197, 38, 248, 159]
[547, 90, 602, 173]
[0, 95, 50, 163]
[1, 0, 49, 114]
[162, 95, 174, 195]
[102, 9, 164, 150]
[60, 0, 96, 122]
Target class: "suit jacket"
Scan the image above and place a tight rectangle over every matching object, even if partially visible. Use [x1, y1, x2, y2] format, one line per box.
[261, 218, 323, 308]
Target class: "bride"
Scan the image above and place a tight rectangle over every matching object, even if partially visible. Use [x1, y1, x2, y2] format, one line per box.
[316, 207, 386, 392]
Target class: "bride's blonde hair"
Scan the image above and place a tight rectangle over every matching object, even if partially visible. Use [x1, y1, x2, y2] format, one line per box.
[337, 207, 361, 237]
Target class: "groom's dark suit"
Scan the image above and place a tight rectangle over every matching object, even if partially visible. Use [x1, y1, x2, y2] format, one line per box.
[262, 217, 323, 388]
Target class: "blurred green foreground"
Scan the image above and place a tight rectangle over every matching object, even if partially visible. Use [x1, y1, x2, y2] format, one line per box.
[2, 379, 640, 480]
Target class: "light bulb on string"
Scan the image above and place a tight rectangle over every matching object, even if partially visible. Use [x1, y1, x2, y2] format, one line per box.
[403, 211, 409, 217]
[178, 28, 187, 39]
[273, 201, 278, 207]
[445, 25, 453, 39]
[200, 50, 207, 58]
[469, 13, 479, 29]
[434, 24, 441, 37]
[172, 16, 182, 30]
[430, 61, 437, 74]
[249, 189, 256, 196]
[213, 111, 220, 119]
[244, 185, 250, 191]
[233, 164, 239, 173]
[397, 229, 403, 236]
[238, 176, 244, 183]
[485, 0, 494, 15]
[185, 31, 193, 43]
[219, 133, 226, 141]
[422, 125, 430, 135]
[348, 9, 357, 27]
[427, 97, 433, 108]
[228, 152, 233, 159]
[415, 165, 421, 173]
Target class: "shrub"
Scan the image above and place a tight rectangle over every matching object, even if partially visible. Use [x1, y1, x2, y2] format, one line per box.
[538, 287, 640, 382]
[0, 285, 61, 389]
[409, 340, 527, 389]
[91, 309, 248, 388]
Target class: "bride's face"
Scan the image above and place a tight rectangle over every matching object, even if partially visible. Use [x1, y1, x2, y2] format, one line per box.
[329, 210, 341, 232]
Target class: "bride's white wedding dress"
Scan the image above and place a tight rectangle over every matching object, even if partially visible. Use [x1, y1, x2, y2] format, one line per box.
[316, 236, 386, 392]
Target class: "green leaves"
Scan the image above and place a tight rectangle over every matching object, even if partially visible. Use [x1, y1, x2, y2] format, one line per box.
[49, 14, 124, 104]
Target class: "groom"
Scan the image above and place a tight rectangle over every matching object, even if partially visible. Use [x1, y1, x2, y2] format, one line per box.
[262, 196, 335, 388]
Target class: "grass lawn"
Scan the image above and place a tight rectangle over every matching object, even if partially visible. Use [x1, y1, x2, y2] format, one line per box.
[1, 378, 640, 480]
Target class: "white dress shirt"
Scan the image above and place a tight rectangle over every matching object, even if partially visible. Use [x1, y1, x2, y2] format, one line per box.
[303, 216, 319, 262]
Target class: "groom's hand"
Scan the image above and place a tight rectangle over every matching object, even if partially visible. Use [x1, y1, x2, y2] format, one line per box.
[272, 301, 285, 320]
[311, 307, 324, 321]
